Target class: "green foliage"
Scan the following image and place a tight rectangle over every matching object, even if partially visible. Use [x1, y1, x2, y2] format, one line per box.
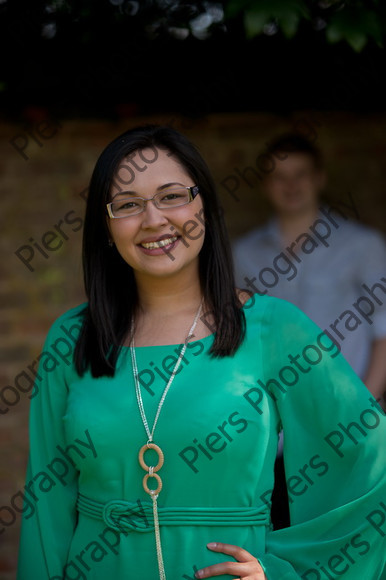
[2, 0, 384, 52]
[327, 4, 383, 51]
[224, 0, 385, 51]
[227, 0, 310, 39]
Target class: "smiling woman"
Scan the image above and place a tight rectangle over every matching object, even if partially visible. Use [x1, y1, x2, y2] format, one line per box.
[17, 124, 386, 580]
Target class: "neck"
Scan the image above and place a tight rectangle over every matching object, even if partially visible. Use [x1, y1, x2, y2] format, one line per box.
[277, 205, 319, 245]
[134, 268, 203, 317]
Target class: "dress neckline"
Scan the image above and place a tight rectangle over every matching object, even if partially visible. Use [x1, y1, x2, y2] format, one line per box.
[121, 294, 257, 349]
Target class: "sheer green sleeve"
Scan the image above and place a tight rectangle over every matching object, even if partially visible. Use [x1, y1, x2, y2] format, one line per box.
[17, 307, 84, 579]
[257, 298, 386, 580]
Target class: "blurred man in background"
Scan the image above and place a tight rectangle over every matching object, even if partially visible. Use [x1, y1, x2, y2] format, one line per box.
[233, 132, 386, 403]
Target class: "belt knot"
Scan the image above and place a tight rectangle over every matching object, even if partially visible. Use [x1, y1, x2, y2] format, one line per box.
[102, 499, 151, 533]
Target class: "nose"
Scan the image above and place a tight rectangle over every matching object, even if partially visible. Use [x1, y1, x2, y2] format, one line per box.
[284, 176, 300, 192]
[140, 199, 169, 229]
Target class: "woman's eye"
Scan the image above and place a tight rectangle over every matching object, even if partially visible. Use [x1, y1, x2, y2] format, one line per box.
[120, 201, 139, 210]
[162, 193, 184, 202]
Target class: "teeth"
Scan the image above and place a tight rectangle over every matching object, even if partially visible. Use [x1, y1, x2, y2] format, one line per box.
[141, 236, 178, 249]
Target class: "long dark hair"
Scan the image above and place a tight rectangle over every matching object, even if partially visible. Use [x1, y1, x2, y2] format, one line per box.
[74, 124, 246, 377]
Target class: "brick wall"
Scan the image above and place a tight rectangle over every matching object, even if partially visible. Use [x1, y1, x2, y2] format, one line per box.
[1, 111, 386, 577]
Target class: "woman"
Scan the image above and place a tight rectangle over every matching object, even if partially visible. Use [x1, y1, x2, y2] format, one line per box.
[17, 125, 386, 580]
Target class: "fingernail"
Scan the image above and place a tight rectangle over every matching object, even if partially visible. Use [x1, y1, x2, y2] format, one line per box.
[195, 571, 203, 578]
[207, 542, 217, 548]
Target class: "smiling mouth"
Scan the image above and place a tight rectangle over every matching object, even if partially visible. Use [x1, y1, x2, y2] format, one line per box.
[139, 236, 179, 249]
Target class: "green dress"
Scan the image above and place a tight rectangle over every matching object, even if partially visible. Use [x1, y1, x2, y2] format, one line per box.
[17, 295, 386, 580]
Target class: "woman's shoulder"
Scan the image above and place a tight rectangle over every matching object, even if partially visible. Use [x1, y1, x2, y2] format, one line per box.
[240, 292, 336, 365]
[45, 301, 88, 340]
[239, 291, 316, 332]
[239, 289, 294, 315]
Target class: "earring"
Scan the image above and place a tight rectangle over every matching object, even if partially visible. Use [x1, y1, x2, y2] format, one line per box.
[108, 239, 114, 247]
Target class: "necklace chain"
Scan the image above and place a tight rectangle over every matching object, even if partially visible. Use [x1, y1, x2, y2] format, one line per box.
[130, 299, 204, 442]
[130, 298, 204, 580]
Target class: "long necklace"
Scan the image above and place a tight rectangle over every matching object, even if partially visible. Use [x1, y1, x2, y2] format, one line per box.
[130, 299, 204, 580]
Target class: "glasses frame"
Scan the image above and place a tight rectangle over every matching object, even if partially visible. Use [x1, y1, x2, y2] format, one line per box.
[106, 185, 200, 219]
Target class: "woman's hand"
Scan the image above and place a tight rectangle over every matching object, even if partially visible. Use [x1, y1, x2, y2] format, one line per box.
[195, 542, 267, 579]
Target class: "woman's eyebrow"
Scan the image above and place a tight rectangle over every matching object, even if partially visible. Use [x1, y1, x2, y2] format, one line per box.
[111, 182, 186, 200]
[111, 190, 137, 199]
[156, 182, 185, 191]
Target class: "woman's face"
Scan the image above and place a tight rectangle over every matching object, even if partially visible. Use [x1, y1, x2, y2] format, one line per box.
[107, 148, 205, 281]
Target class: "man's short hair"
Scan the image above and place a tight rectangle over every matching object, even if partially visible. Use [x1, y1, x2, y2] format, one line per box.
[266, 132, 323, 169]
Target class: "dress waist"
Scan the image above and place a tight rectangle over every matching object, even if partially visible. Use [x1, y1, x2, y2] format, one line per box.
[76, 493, 270, 534]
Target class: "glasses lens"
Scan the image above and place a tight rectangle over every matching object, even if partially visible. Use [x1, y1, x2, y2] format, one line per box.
[111, 198, 144, 217]
[156, 188, 190, 208]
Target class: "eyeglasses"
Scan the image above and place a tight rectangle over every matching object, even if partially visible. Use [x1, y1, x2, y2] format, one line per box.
[106, 185, 200, 218]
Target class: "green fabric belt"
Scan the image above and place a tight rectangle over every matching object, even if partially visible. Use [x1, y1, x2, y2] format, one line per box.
[77, 493, 270, 534]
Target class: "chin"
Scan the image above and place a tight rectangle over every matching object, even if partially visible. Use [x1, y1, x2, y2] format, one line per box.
[282, 201, 309, 212]
[138, 258, 200, 280]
